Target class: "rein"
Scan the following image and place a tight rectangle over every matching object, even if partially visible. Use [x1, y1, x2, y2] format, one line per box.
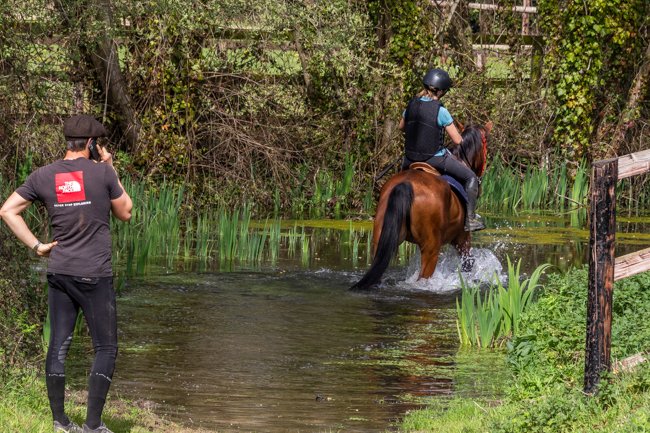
[479, 131, 488, 177]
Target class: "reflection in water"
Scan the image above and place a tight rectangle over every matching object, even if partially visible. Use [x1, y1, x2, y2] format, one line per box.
[114, 272, 476, 432]
[103, 214, 650, 432]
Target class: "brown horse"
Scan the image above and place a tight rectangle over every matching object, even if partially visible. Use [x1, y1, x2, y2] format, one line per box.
[351, 122, 492, 290]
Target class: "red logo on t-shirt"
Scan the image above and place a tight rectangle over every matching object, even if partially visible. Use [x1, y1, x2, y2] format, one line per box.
[55, 171, 86, 203]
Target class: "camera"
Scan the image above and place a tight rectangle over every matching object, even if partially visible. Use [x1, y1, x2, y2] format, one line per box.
[88, 138, 101, 161]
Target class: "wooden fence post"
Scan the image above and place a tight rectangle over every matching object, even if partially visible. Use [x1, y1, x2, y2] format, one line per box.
[584, 158, 618, 394]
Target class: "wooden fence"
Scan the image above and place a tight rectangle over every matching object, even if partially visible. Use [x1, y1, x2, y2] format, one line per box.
[434, 1, 542, 83]
[584, 149, 650, 394]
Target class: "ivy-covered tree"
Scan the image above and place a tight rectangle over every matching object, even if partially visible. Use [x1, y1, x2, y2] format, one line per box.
[539, 0, 648, 161]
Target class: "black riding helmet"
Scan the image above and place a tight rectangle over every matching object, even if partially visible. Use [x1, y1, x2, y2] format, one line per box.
[422, 68, 453, 91]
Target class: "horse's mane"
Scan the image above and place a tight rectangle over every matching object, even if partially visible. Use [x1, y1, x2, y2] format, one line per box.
[450, 124, 488, 176]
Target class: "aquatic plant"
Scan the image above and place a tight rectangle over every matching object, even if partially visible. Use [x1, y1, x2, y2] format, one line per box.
[456, 257, 550, 348]
[480, 156, 590, 216]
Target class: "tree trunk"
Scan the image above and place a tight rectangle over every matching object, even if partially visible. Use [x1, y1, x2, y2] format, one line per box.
[595, 40, 650, 158]
[89, 30, 140, 150]
[609, 41, 650, 156]
[293, 24, 314, 100]
[55, 0, 140, 151]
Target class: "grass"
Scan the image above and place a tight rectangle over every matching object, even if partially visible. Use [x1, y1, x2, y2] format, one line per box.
[399, 379, 650, 433]
[0, 370, 213, 433]
[456, 257, 550, 348]
[399, 398, 488, 433]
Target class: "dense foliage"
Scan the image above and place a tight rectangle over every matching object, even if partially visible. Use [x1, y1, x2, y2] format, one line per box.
[0, 222, 47, 369]
[1, 0, 648, 214]
[539, 0, 648, 160]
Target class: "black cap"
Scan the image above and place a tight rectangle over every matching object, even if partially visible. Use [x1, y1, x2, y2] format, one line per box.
[63, 115, 107, 139]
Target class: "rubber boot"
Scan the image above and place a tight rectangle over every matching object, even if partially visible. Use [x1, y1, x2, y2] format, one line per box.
[464, 177, 485, 232]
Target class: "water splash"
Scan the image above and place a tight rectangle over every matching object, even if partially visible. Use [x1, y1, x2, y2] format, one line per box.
[400, 247, 503, 293]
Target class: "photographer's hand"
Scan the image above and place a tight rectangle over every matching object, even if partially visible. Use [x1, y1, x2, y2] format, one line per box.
[97, 145, 113, 167]
[0, 192, 58, 257]
[35, 241, 58, 257]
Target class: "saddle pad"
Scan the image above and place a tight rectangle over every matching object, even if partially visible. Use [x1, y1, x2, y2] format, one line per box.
[410, 162, 468, 204]
[441, 175, 469, 205]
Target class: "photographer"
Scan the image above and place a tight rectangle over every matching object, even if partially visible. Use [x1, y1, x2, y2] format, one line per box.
[0, 115, 132, 433]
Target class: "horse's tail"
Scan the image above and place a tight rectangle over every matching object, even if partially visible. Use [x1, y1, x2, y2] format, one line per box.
[351, 182, 413, 290]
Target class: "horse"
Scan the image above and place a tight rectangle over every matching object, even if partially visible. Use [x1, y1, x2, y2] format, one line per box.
[351, 122, 492, 290]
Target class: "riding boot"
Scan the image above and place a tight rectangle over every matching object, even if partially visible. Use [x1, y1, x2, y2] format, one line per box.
[464, 177, 485, 232]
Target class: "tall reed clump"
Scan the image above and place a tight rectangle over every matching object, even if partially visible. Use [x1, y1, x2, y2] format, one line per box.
[109, 177, 378, 276]
[480, 156, 589, 216]
[112, 179, 291, 276]
[111, 179, 185, 276]
[456, 257, 550, 348]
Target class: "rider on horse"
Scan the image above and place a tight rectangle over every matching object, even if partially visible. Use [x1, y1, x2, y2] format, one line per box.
[399, 68, 485, 232]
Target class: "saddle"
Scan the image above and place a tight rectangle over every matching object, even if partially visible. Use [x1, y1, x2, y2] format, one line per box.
[409, 162, 440, 176]
[409, 162, 469, 204]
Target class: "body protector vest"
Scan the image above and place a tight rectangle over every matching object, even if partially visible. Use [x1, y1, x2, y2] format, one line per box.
[404, 98, 445, 162]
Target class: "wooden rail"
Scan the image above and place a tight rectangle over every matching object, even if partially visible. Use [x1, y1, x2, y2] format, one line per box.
[433, 1, 538, 13]
[584, 149, 650, 394]
[433, 1, 541, 80]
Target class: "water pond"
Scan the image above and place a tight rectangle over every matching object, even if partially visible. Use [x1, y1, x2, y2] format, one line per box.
[75, 213, 650, 432]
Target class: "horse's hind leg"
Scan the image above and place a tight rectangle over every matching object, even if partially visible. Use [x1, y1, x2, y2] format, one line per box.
[454, 232, 473, 272]
[419, 241, 442, 279]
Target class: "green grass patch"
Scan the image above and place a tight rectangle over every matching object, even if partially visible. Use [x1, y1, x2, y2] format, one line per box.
[400, 398, 489, 432]
[0, 369, 211, 433]
[401, 268, 650, 432]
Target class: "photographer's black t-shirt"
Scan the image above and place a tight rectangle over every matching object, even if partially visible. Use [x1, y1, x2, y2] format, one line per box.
[16, 158, 123, 277]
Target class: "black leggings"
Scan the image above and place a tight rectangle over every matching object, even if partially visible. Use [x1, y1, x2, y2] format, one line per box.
[402, 151, 476, 184]
[46, 273, 117, 428]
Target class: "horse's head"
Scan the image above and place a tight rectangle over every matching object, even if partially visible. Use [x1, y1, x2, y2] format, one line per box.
[451, 121, 492, 177]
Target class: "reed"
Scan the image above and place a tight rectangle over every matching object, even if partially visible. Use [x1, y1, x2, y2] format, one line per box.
[521, 166, 549, 210]
[287, 223, 299, 256]
[552, 163, 569, 211]
[481, 158, 520, 212]
[350, 222, 361, 268]
[268, 219, 281, 264]
[497, 257, 550, 337]
[456, 257, 550, 348]
[300, 226, 310, 267]
[480, 156, 591, 215]
[569, 161, 589, 227]
[111, 179, 186, 275]
[286, 154, 362, 219]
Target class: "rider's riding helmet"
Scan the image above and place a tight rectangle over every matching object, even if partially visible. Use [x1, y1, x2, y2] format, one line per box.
[422, 68, 453, 92]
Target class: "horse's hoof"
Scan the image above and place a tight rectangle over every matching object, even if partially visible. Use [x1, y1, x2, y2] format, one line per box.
[350, 282, 380, 291]
[461, 257, 475, 272]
